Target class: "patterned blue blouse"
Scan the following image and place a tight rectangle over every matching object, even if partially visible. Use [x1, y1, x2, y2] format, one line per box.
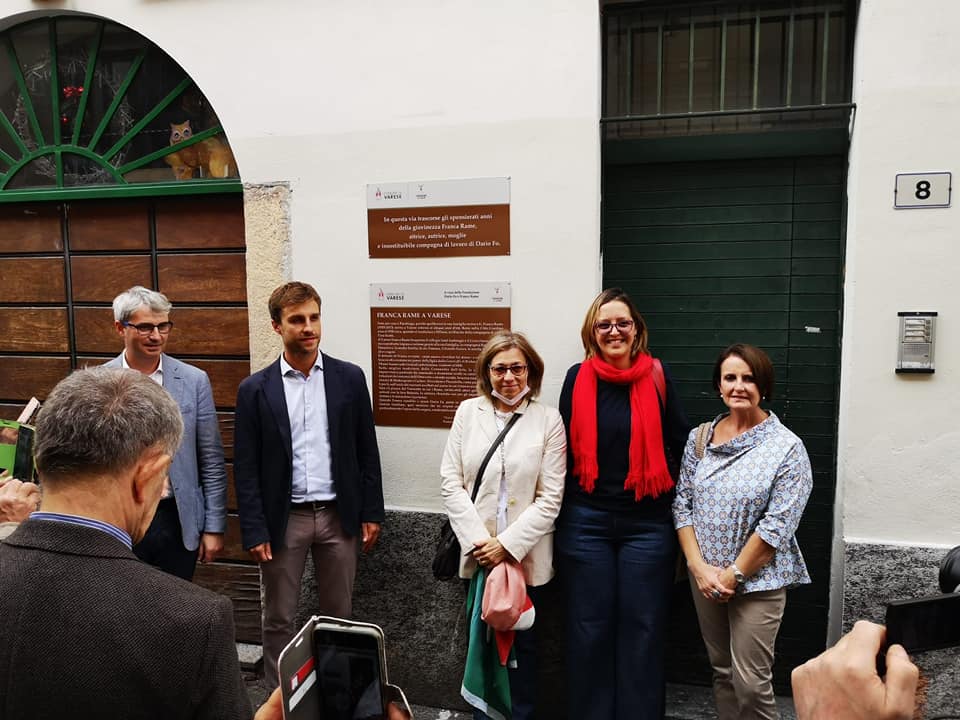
[672, 412, 812, 593]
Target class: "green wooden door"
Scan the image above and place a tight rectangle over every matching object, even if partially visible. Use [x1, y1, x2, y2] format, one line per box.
[603, 154, 843, 688]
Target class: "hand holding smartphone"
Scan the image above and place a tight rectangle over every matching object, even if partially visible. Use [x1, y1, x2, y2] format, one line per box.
[278, 616, 411, 720]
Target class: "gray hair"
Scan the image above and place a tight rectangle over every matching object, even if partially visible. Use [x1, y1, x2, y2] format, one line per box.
[34, 367, 184, 481]
[112, 286, 172, 323]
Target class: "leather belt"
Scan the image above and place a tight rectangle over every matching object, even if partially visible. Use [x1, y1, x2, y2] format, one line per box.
[290, 500, 336, 511]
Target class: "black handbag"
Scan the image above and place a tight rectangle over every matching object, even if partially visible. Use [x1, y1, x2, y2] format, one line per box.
[433, 413, 521, 581]
[431, 520, 462, 581]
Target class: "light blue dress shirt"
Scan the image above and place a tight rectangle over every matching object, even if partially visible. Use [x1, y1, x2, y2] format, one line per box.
[673, 412, 812, 593]
[30, 511, 133, 549]
[279, 353, 334, 502]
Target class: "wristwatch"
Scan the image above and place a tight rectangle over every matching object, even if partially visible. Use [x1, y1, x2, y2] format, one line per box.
[731, 563, 746, 585]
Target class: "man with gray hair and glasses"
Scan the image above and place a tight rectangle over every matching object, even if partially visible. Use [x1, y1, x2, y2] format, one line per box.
[106, 285, 227, 579]
[0, 368, 281, 718]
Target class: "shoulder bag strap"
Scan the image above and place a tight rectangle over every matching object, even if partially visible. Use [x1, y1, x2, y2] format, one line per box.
[694, 421, 712, 460]
[469, 412, 521, 504]
[651, 358, 666, 410]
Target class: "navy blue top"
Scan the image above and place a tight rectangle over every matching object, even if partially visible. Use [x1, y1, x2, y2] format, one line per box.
[559, 361, 691, 517]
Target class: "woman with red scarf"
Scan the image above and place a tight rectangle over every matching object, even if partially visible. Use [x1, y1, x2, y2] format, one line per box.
[557, 288, 690, 719]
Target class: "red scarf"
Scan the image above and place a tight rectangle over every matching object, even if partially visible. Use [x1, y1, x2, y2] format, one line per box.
[569, 353, 673, 500]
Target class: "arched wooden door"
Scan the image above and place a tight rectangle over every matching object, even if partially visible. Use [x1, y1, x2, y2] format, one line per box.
[0, 12, 260, 643]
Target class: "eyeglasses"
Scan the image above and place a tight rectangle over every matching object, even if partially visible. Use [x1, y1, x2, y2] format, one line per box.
[122, 321, 174, 336]
[489, 363, 528, 377]
[594, 320, 635, 334]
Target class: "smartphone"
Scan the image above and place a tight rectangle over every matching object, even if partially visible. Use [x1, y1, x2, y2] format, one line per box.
[0, 422, 35, 482]
[278, 616, 397, 720]
[13, 425, 35, 482]
[886, 592, 960, 653]
[313, 618, 387, 720]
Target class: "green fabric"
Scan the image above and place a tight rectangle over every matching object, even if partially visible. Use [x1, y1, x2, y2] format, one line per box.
[460, 569, 513, 720]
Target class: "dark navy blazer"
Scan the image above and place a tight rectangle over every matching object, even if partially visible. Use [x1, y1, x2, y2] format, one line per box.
[233, 352, 384, 550]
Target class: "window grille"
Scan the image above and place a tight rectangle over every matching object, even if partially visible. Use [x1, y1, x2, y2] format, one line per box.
[603, 1, 855, 138]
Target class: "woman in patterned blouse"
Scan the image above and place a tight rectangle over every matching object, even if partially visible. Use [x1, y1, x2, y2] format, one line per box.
[673, 344, 812, 720]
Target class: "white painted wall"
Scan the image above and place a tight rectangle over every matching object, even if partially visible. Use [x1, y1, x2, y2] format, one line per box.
[1, 1, 602, 511]
[840, 1, 960, 546]
[12, 0, 960, 653]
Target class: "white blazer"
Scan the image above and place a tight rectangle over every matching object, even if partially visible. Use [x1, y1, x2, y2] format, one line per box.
[440, 396, 566, 587]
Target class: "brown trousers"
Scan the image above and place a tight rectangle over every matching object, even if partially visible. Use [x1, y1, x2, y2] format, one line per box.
[260, 505, 359, 688]
[691, 581, 787, 720]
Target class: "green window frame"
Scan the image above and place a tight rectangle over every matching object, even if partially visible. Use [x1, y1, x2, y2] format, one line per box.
[0, 15, 241, 203]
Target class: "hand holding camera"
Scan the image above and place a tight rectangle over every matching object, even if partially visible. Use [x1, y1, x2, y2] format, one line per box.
[792, 621, 919, 720]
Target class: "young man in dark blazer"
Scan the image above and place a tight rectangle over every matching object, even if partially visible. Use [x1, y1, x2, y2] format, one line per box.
[0, 367, 281, 719]
[234, 281, 385, 689]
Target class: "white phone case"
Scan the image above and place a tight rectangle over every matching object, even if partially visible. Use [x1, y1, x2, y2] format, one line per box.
[277, 617, 320, 720]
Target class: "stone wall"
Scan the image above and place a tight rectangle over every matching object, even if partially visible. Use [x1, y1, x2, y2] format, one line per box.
[843, 542, 960, 716]
[290, 509, 865, 713]
[293, 510, 721, 715]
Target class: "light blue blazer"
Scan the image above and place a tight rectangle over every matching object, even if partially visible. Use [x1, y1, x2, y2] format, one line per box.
[105, 353, 228, 550]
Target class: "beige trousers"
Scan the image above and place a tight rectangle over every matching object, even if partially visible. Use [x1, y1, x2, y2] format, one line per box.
[260, 505, 359, 688]
[690, 581, 787, 720]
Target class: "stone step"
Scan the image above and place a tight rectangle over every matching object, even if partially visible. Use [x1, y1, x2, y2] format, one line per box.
[237, 642, 263, 673]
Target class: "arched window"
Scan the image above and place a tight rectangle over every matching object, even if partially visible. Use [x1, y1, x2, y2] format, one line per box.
[0, 14, 240, 200]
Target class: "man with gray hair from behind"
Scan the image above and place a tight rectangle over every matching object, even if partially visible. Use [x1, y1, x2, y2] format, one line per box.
[0, 367, 281, 720]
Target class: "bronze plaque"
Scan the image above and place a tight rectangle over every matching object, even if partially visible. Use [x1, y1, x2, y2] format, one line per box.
[371, 306, 510, 428]
[368, 203, 509, 258]
[367, 177, 510, 259]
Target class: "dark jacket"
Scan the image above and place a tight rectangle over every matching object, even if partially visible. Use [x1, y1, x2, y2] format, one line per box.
[559, 359, 691, 513]
[233, 353, 385, 550]
[0, 520, 251, 719]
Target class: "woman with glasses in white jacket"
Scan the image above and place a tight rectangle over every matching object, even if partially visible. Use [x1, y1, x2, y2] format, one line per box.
[441, 330, 566, 720]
